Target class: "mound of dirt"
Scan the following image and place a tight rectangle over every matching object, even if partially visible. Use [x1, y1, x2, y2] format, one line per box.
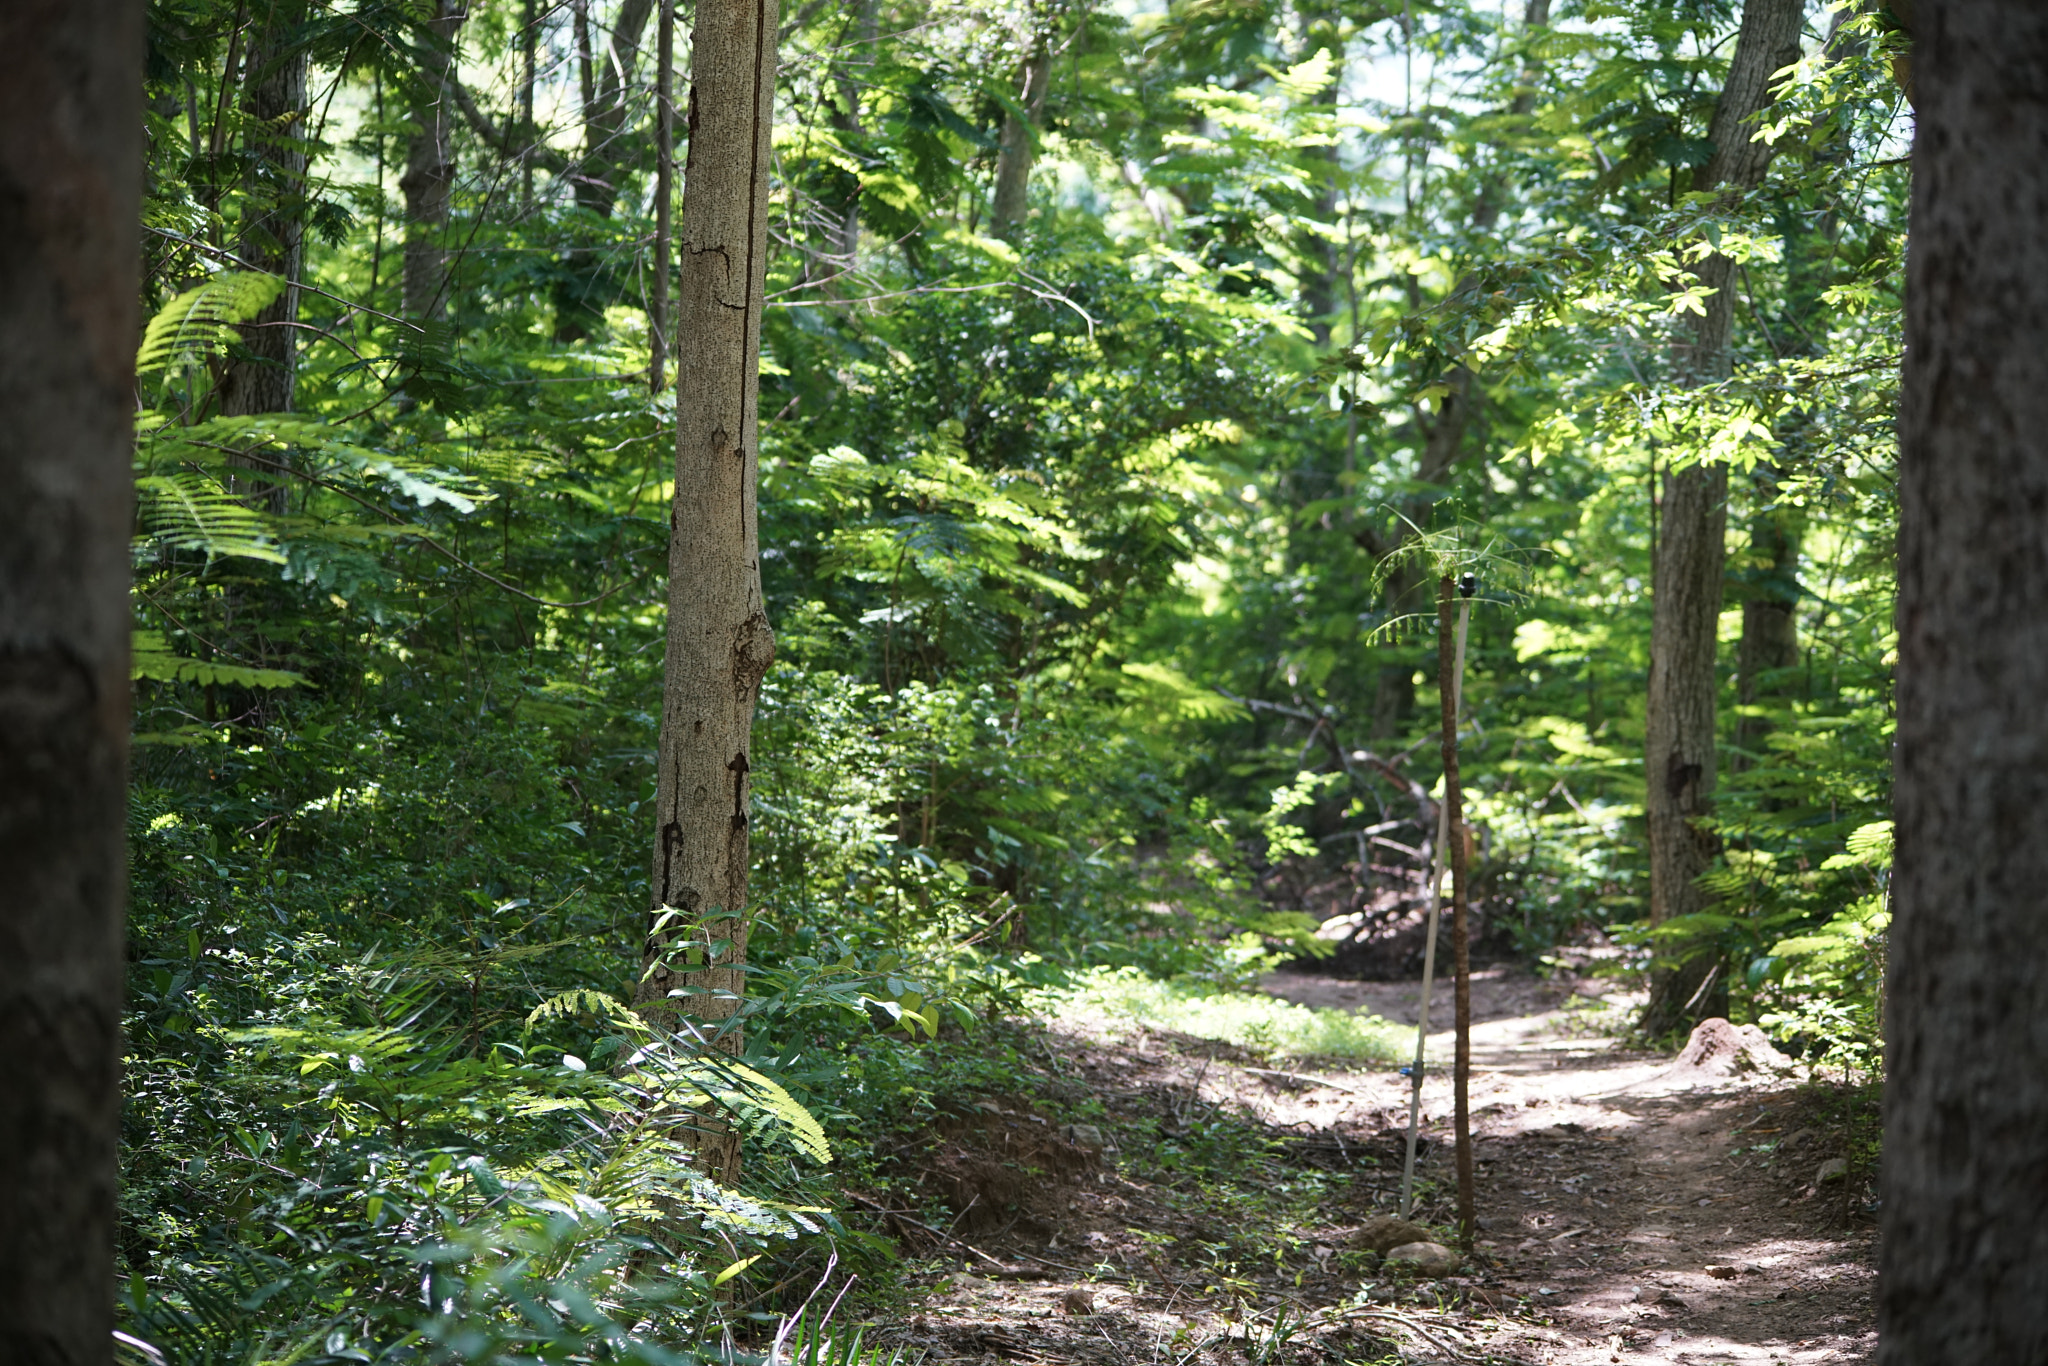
[1667, 1017, 1794, 1078]
[909, 1097, 1102, 1235]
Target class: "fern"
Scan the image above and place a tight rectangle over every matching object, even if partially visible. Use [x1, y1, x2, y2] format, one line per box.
[135, 271, 284, 384]
[133, 630, 307, 690]
[135, 471, 285, 564]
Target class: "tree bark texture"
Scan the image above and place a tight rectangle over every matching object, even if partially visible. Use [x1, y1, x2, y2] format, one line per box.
[553, 0, 657, 340]
[1641, 0, 1801, 1034]
[401, 0, 464, 323]
[1882, 3, 2048, 1360]
[0, 0, 141, 1359]
[1437, 578, 1474, 1245]
[1732, 472, 1801, 769]
[219, 1, 307, 426]
[635, 0, 779, 1186]
[650, 0, 674, 392]
[990, 27, 1053, 239]
[221, 2, 308, 519]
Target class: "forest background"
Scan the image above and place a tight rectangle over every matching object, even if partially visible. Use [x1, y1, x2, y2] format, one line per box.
[123, 0, 1906, 1358]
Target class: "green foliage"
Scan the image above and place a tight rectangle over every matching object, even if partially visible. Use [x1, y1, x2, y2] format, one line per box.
[122, 0, 1908, 1352]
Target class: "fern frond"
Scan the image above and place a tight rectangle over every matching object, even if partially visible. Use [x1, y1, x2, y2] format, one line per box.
[524, 990, 641, 1037]
[136, 271, 285, 383]
[133, 630, 307, 690]
[135, 471, 285, 564]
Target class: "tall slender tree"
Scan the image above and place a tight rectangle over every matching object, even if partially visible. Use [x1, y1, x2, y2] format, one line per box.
[219, 0, 309, 428]
[1883, 3, 2048, 1358]
[633, 0, 780, 1185]
[990, 6, 1054, 239]
[1640, 0, 1803, 1035]
[221, 0, 310, 518]
[401, 0, 465, 324]
[0, 0, 142, 1357]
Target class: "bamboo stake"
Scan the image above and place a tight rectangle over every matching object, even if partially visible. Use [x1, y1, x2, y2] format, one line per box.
[1399, 574, 1472, 1221]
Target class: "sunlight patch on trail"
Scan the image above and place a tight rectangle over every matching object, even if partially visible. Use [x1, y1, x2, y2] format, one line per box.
[1028, 966, 1402, 1061]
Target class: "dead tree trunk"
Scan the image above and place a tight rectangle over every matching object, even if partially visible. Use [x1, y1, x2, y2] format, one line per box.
[1640, 0, 1802, 1036]
[1882, 3, 2048, 1359]
[0, 0, 141, 1357]
[634, 0, 779, 1186]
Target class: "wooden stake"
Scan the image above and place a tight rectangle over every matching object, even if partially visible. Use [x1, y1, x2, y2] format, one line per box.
[1399, 573, 1472, 1222]
[1440, 576, 1475, 1245]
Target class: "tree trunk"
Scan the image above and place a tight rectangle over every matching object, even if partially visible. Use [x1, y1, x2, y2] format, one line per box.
[1732, 469, 1800, 768]
[0, 0, 140, 1358]
[650, 0, 674, 391]
[554, 0, 658, 341]
[990, 23, 1053, 240]
[401, 0, 464, 324]
[826, 0, 880, 271]
[1883, 4, 2048, 1360]
[1640, 0, 1802, 1035]
[634, 0, 779, 1187]
[220, 2, 308, 513]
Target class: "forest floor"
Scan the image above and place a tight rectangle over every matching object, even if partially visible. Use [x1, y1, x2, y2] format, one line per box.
[858, 966, 1878, 1366]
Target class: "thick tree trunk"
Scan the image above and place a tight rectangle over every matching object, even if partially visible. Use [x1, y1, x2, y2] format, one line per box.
[220, 3, 308, 513]
[990, 27, 1053, 239]
[1640, 0, 1802, 1035]
[401, 0, 464, 324]
[0, 0, 140, 1358]
[1882, 4, 2048, 1360]
[634, 0, 779, 1187]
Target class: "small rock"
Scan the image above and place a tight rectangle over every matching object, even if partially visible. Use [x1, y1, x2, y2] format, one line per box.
[1816, 1158, 1849, 1184]
[1353, 1216, 1437, 1254]
[1061, 1124, 1110, 1152]
[1060, 1288, 1096, 1316]
[1385, 1242, 1461, 1276]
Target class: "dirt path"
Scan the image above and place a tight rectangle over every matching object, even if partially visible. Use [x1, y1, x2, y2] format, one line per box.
[865, 968, 1877, 1366]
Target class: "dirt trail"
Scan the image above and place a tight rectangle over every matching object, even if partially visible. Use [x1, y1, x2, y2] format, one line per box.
[868, 968, 1876, 1366]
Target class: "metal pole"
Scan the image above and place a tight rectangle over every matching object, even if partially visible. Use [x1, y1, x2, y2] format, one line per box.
[1400, 588, 1472, 1219]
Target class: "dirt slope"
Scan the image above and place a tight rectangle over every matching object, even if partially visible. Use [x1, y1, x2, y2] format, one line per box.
[863, 967, 1876, 1366]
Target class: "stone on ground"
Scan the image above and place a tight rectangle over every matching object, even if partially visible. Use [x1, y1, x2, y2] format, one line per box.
[1352, 1215, 1437, 1254]
[1384, 1241, 1461, 1276]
